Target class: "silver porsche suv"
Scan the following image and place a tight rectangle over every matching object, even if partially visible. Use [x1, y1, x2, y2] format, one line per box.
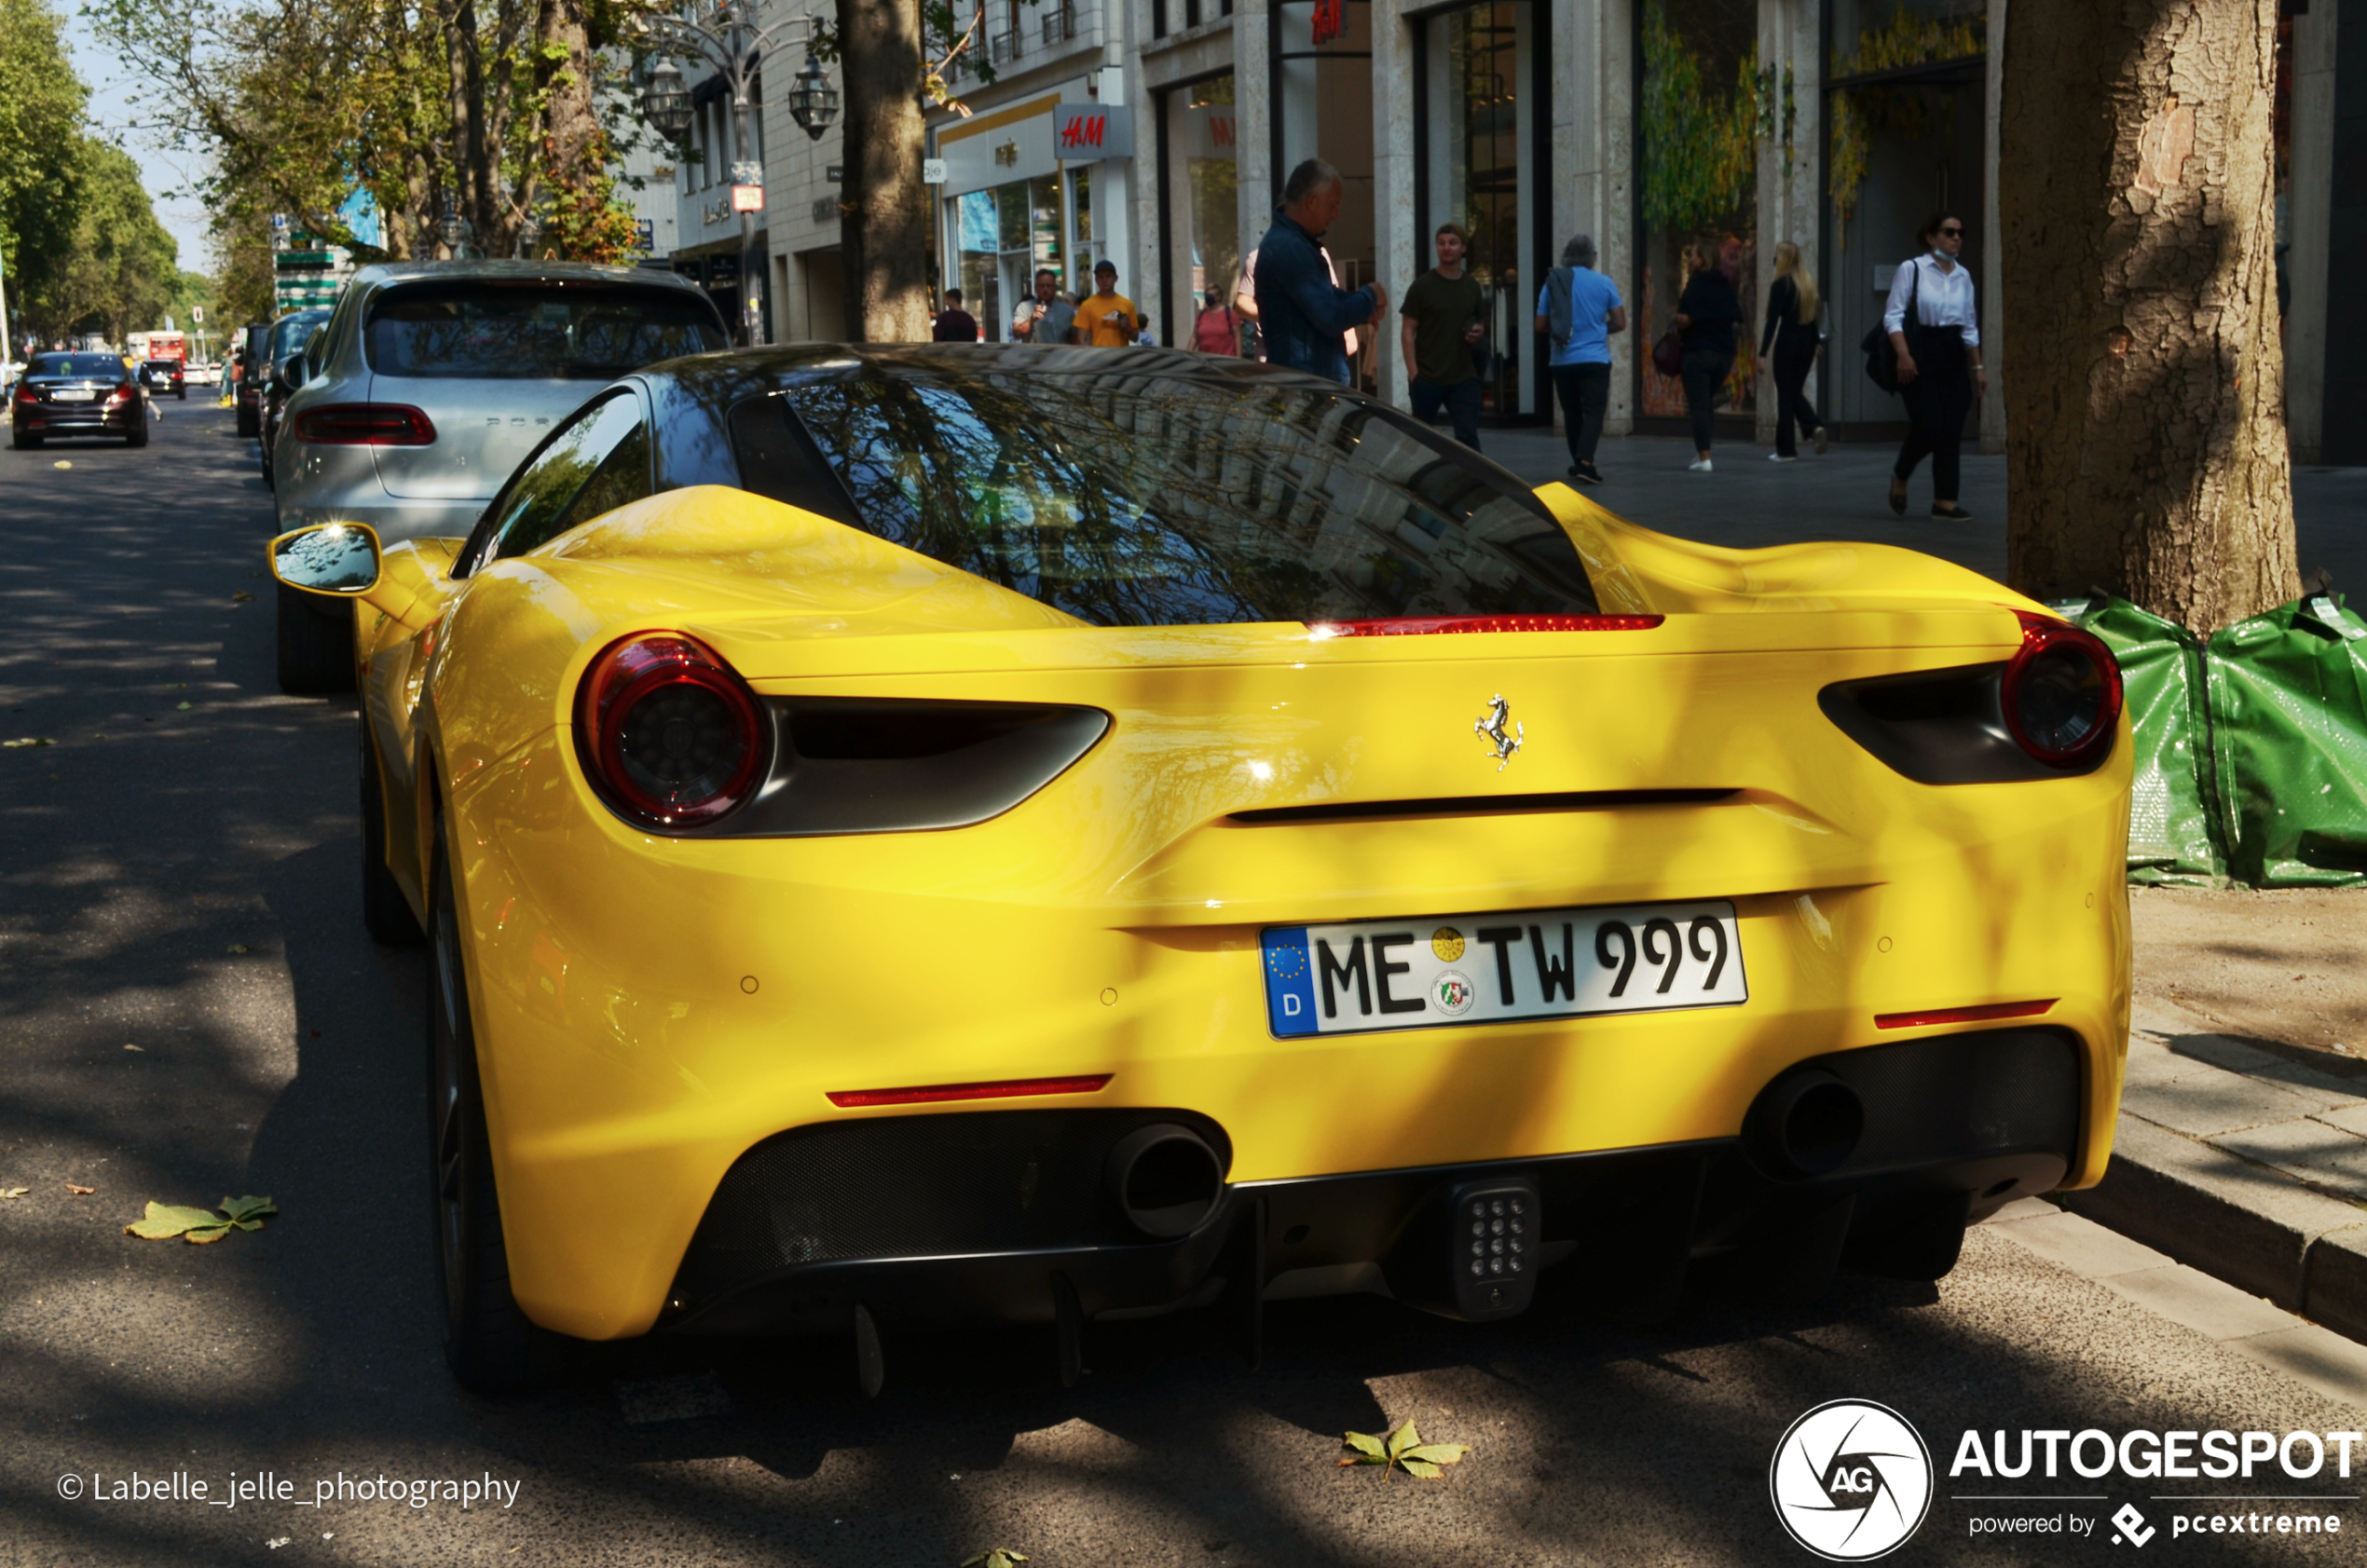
[271, 260, 728, 691]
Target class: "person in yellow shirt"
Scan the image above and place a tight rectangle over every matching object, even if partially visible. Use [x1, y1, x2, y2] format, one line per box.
[1074, 260, 1141, 347]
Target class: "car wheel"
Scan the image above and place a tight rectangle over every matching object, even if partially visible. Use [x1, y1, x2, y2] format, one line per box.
[176, 389, 186, 400]
[125, 419, 149, 448]
[276, 582, 356, 694]
[429, 829, 569, 1392]
[236, 406, 259, 438]
[10, 427, 37, 450]
[361, 726, 424, 947]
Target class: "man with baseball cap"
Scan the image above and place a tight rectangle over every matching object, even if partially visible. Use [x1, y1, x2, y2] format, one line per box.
[1075, 260, 1141, 347]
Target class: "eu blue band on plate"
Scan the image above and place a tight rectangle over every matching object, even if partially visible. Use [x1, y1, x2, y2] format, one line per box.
[1263, 927, 1318, 1037]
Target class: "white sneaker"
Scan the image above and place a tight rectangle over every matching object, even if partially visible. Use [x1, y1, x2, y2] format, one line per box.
[1768, 452, 1797, 462]
[1688, 457, 1713, 472]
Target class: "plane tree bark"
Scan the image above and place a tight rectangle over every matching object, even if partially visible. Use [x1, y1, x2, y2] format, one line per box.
[2000, 0, 2299, 634]
[836, 0, 931, 341]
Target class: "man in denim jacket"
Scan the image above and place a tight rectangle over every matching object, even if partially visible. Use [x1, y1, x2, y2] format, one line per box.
[1251, 159, 1385, 384]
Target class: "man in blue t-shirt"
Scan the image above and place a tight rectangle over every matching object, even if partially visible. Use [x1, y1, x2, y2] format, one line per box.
[1533, 233, 1626, 485]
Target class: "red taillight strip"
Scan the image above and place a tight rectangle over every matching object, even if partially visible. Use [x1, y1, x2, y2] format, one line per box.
[294, 403, 436, 445]
[826, 1073, 1115, 1109]
[1874, 999, 2057, 1030]
[1307, 614, 1663, 637]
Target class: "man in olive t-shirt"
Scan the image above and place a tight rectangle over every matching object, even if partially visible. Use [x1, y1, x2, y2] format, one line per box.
[1399, 224, 1488, 449]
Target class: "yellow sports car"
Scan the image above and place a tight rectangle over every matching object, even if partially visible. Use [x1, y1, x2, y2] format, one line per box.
[270, 346, 2130, 1393]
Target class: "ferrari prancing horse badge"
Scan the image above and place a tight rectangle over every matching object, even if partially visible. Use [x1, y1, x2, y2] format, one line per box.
[1475, 693, 1522, 770]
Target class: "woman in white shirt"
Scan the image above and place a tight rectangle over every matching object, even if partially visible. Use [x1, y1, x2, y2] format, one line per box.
[1884, 212, 1988, 521]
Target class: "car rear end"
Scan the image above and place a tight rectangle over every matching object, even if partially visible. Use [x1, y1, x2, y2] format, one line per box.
[12, 352, 145, 444]
[274, 264, 728, 545]
[431, 354, 2131, 1345]
[236, 324, 269, 435]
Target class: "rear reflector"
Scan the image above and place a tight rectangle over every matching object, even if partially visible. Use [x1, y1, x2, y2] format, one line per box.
[1875, 999, 2056, 1029]
[1307, 614, 1663, 637]
[826, 1073, 1114, 1109]
[294, 403, 437, 445]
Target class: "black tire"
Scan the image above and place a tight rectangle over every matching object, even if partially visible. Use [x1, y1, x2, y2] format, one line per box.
[10, 426, 38, 450]
[361, 726, 423, 947]
[429, 831, 568, 1392]
[176, 389, 186, 400]
[276, 582, 355, 694]
[124, 418, 148, 449]
[237, 404, 259, 438]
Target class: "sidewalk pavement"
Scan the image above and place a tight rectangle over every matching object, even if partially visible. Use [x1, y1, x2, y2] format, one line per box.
[1473, 428, 2367, 594]
[2052, 1000, 2367, 1358]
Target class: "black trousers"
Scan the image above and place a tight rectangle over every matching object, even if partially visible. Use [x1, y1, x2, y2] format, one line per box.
[1552, 362, 1610, 465]
[1410, 375, 1484, 449]
[1680, 348, 1730, 453]
[1895, 341, 1972, 501]
[1772, 342, 1822, 457]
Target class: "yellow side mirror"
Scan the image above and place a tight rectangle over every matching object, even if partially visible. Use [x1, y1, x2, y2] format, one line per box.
[269, 522, 382, 596]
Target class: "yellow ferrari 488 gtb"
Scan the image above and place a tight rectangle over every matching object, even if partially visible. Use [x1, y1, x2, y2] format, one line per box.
[269, 346, 2130, 1392]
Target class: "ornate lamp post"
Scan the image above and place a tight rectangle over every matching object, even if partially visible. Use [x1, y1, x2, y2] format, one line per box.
[514, 210, 545, 259]
[634, 4, 835, 346]
[436, 199, 473, 260]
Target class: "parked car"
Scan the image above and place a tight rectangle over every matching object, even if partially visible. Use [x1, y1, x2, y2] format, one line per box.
[10, 351, 149, 448]
[268, 344, 2133, 1393]
[234, 322, 270, 436]
[269, 260, 727, 693]
[139, 359, 187, 400]
[257, 307, 334, 489]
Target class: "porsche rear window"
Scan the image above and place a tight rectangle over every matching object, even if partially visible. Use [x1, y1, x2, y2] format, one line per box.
[365, 282, 725, 379]
[736, 367, 1597, 627]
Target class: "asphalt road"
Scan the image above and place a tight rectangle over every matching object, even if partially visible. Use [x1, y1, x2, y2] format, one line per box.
[3, 404, 2361, 1567]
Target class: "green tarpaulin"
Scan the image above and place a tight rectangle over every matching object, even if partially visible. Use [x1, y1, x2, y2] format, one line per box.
[2064, 592, 2367, 888]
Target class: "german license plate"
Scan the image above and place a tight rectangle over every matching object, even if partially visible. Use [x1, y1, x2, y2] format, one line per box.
[1262, 900, 1746, 1038]
[54, 389, 95, 402]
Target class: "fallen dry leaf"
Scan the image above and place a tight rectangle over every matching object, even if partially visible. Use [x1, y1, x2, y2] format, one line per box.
[1, 1187, 30, 1200]
[3, 737, 56, 749]
[226, 944, 250, 954]
[124, 1043, 144, 1052]
[65, 1183, 94, 1195]
[231, 592, 255, 603]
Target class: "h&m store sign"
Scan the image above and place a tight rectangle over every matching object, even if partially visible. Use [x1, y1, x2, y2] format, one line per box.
[1053, 103, 1133, 161]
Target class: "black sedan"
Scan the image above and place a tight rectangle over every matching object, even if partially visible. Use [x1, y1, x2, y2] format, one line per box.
[139, 359, 187, 399]
[10, 353, 148, 449]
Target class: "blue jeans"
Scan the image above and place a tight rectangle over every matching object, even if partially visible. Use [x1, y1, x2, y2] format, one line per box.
[1410, 375, 1484, 450]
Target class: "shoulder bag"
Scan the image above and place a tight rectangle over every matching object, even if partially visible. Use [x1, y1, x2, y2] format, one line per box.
[1861, 261, 1919, 395]
[1651, 326, 1685, 379]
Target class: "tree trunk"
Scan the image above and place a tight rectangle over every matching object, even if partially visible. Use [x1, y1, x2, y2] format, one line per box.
[2000, 0, 2298, 634]
[837, 0, 931, 341]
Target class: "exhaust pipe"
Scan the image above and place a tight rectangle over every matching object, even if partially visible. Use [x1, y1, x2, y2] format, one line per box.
[1745, 1069, 1864, 1179]
[1105, 1124, 1224, 1238]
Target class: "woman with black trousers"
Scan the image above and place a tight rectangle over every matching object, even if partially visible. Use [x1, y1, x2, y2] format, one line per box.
[1884, 212, 1987, 520]
[1757, 239, 1827, 460]
[1671, 243, 1741, 472]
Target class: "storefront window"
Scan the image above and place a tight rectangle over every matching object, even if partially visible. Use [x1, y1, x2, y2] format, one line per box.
[1422, 2, 1537, 417]
[1160, 75, 1240, 346]
[1638, 0, 1758, 422]
[953, 175, 1066, 341]
[1277, 0, 1375, 385]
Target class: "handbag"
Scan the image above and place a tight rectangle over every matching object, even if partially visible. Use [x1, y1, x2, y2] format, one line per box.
[1650, 327, 1685, 379]
[1861, 261, 1919, 395]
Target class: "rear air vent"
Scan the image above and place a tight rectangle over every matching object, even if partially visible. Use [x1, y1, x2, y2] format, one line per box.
[1230, 788, 1735, 825]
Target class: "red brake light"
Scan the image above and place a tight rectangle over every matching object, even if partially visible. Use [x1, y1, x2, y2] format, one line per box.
[826, 1074, 1115, 1109]
[576, 634, 766, 828]
[293, 403, 436, 445]
[1875, 1000, 2057, 1029]
[107, 383, 135, 402]
[2002, 613, 2122, 767]
[1308, 614, 1664, 637]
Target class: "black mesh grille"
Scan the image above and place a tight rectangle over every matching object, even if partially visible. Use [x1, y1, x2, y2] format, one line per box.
[1819, 1029, 2081, 1172]
[673, 1109, 1231, 1303]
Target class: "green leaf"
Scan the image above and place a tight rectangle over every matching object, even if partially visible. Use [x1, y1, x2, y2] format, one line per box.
[1399, 1458, 1443, 1479]
[218, 1194, 277, 1225]
[182, 1221, 234, 1243]
[1386, 1420, 1421, 1460]
[1404, 1443, 1471, 1466]
[1342, 1429, 1388, 1461]
[961, 1552, 1029, 1568]
[126, 1202, 218, 1239]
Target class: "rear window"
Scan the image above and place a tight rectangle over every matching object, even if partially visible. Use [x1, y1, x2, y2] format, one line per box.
[33, 355, 123, 378]
[270, 312, 330, 357]
[365, 281, 725, 379]
[732, 365, 1596, 627]
[143, 360, 182, 371]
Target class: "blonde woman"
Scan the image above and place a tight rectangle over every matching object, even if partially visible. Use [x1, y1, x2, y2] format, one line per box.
[1756, 240, 1828, 459]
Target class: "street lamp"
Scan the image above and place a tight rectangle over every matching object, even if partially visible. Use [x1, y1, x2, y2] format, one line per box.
[437, 200, 472, 259]
[515, 210, 545, 259]
[787, 54, 838, 141]
[640, 60, 694, 143]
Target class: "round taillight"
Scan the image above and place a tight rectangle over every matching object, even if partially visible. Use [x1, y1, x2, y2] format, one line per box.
[2003, 615, 2122, 768]
[577, 634, 767, 828]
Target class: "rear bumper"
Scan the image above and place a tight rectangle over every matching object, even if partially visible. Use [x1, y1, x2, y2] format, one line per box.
[15, 403, 142, 434]
[662, 1029, 2080, 1337]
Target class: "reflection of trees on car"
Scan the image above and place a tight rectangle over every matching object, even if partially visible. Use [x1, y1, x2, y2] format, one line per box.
[365, 287, 726, 379]
[780, 370, 1598, 632]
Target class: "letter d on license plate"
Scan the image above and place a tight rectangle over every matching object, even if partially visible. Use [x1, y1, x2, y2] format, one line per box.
[1262, 900, 1746, 1038]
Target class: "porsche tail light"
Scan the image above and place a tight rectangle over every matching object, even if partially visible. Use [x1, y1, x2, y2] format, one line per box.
[2003, 614, 2122, 768]
[1308, 614, 1663, 637]
[294, 403, 437, 445]
[577, 634, 768, 829]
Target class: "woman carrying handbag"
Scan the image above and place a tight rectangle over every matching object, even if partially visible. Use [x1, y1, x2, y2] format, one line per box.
[1884, 212, 1987, 520]
[1671, 244, 1742, 472]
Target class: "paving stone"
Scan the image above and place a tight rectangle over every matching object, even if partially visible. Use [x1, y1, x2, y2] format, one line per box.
[1982, 1196, 2061, 1224]
[2316, 1103, 2367, 1139]
[2121, 1041, 2224, 1090]
[2223, 1324, 2367, 1410]
[2169, 1032, 2287, 1076]
[2212, 1120, 2367, 1206]
[2237, 1057, 2367, 1111]
[2120, 1072, 2340, 1139]
[2059, 1115, 2367, 1308]
[2305, 1225, 2367, 1345]
[2101, 1263, 2305, 1341]
[1987, 1210, 2176, 1278]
